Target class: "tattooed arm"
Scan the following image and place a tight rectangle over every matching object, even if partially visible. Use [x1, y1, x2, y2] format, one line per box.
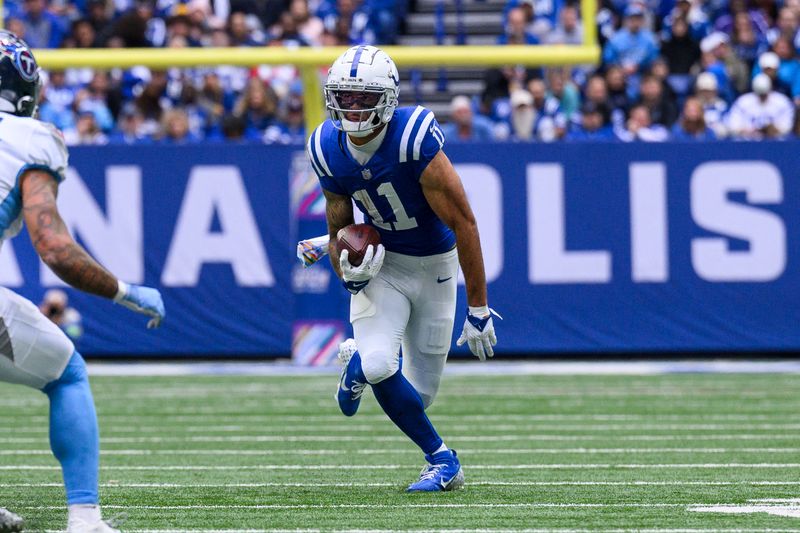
[323, 189, 354, 279]
[21, 170, 119, 299]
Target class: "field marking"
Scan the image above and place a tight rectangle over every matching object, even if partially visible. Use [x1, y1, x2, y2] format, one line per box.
[5, 481, 800, 489]
[4, 463, 800, 471]
[17, 503, 695, 510]
[6, 413, 800, 422]
[13, 423, 800, 434]
[4, 434, 800, 445]
[39, 530, 800, 533]
[690, 498, 800, 518]
[2, 447, 800, 457]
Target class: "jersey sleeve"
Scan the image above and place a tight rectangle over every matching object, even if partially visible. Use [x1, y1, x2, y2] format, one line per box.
[307, 125, 346, 196]
[25, 122, 69, 182]
[400, 108, 445, 180]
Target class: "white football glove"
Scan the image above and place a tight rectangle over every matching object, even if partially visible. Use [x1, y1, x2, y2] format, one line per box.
[340, 244, 385, 294]
[457, 305, 501, 361]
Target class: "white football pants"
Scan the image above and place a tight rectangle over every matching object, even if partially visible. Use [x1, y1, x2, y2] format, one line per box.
[350, 248, 458, 408]
[0, 287, 74, 389]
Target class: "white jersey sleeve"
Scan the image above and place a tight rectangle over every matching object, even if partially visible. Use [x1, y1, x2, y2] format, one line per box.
[0, 114, 69, 243]
[25, 121, 69, 182]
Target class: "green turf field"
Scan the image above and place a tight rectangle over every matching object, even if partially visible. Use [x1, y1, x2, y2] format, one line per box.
[1, 371, 800, 532]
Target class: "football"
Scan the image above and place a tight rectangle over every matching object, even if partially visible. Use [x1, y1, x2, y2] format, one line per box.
[336, 223, 381, 267]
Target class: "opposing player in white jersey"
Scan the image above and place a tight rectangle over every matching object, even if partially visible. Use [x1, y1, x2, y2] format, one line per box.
[0, 33, 165, 532]
[307, 45, 498, 491]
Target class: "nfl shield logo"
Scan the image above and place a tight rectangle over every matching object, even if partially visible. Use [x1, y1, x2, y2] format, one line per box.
[361, 168, 372, 180]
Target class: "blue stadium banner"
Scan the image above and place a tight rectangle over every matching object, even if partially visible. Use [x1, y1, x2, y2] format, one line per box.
[2, 142, 799, 355]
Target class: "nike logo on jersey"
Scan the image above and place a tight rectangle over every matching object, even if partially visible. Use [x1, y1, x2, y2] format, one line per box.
[437, 276, 452, 283]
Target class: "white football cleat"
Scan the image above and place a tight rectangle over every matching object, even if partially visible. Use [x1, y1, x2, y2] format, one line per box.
[67, 517, 121, 533]
[0, 507, 23, 533]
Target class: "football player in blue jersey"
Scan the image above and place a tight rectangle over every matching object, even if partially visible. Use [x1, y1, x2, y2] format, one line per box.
[307, 45, 499, 492]
[0, 33, 165, 532]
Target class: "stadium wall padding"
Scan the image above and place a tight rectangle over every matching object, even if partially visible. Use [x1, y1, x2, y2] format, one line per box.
[2, 142, 799, 356]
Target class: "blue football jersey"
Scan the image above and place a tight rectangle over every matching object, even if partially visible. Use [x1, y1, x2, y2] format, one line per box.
[308, 106, 456, 256]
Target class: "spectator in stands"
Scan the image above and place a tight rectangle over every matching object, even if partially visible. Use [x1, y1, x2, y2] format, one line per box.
[64, 110, 109, 145]
[768, 6, 800, 50]
[694, 72, 730, 137]
[38, 70, 76, 131]
[754, 39, 800, 100]
[700, 31, 750, 101]
[504, 0, 563, 40]
[111, 0, 153, 47]
[498, 6, 539, 44]
[86, 0, 113, 41]
[714, 0, 769, 40]
[605, 65, 632, 119]
[20, 0, 66, 48]
[39, 289, 83, 342]
[566, 102, 616, 141]
[233, 77, 278, 134]
[62, 18, 98, 48]
[134, 70, 170, 137]
[544, 67, 579, 124]
[727, 72, 795, 138]
[108, 104, 152, 144]
[263, 94, 306, 144]
[638, 73, 678, 127]
[528, 79, 561, 141]
[290, 0, 324, 46]
[617, 104, 670, 141]
[731, 11, 769, 68]
[546, 4, 582, 45]
[672, 97, 717, 140]
[441, 95, 495, 142]
[228, 11, 263, 46]
[160, 108, 201, 144]
[507, 89, 536, 141]
[661, 17, 701, 78]
[602, 4, 659, 76]
[661, 0, 710, 41]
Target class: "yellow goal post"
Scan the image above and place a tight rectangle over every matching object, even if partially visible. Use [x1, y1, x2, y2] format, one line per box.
[21, 0, 599, 135]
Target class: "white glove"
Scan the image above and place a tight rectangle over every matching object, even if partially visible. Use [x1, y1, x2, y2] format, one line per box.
[457, 305, 501, 361]
[340, 244, 385, 294]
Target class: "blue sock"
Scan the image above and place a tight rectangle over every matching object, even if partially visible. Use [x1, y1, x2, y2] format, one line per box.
[41, 352, 99, 505]
[370, 370, 443, 455]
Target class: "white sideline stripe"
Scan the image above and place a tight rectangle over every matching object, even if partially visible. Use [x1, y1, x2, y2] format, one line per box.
[7, 481, 800, 489]
[4, 434, 800, 444]
[2, 447, 800, 456]
[38, 530, 800, 533]
[16, 503, 695, 510]
[4, 413, 797, 422]
[83, 359, 800, 376]
[5, 463, 800, 471]
[13, 423, 800, 433]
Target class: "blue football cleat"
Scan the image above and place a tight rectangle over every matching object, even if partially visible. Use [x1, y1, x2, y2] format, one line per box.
[335, 339, 367, 417]
[406, 449, 465, 492]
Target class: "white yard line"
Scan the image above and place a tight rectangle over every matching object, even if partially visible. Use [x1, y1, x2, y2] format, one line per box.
[2, 447, 799, 456]
[3, 434, 799, 444]
[6, 481, 800, 489]
[4, 463, 800, 471]
[39, 529, 800, 533]
[85, 360, 800, 376]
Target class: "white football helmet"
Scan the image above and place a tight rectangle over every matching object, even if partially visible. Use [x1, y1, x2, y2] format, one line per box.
[324, 45, 400, 137]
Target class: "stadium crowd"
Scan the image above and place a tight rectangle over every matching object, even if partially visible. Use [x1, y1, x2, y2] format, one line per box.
[3, 0, 799, 143]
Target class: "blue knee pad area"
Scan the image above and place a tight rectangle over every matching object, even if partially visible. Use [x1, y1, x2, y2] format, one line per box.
[42, 352, 99, 505]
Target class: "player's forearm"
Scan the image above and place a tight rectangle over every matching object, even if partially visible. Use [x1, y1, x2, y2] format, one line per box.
[37, 236, 119, 298]
[323, 192, 354, 280]
[453, 219, 488, 307]
[328, 236, 343, 279]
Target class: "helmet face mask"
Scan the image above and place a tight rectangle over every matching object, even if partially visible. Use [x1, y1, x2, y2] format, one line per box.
[325, 45, 399, 137]
[0, 32, 41, 118]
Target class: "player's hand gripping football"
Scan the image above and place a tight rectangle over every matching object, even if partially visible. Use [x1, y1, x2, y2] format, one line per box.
[340, 244, 385, 294]
[114, 281, 166, 329]
[457, 306, 501, 361]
